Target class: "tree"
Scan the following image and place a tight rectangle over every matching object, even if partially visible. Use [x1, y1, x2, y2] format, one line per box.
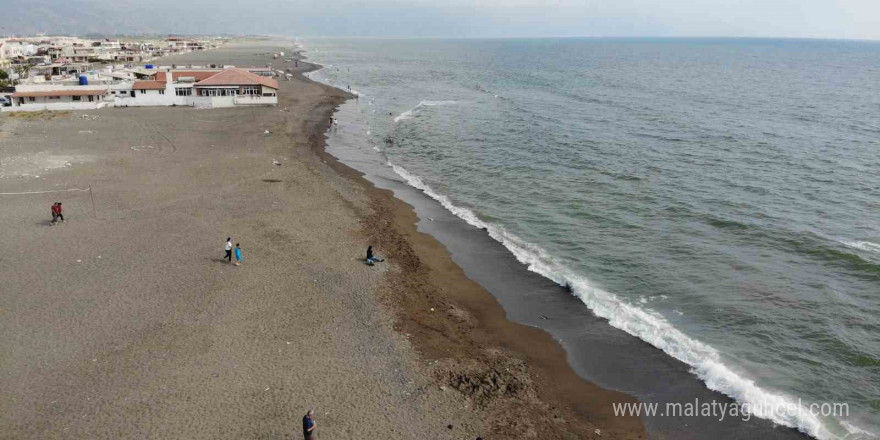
[12, 64, 30, 84]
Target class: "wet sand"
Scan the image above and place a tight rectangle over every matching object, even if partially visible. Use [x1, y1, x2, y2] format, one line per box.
[0, 39, 644, 439]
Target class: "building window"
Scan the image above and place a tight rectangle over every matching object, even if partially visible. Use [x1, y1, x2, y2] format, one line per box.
[201, 88, 238, 96]
[175, 88, 192, 96]
[242, 86, 261, 95]
[28, 97, 35, 102]
[199, 88, 238, 97]
[139, 89, 145, 94]
[159, 89, 165, 95]
[72, 96, 81, 101]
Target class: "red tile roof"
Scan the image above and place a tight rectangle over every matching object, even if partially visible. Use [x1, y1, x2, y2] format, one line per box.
[13, 89, 107, 98]
[132, 81, 166, 90]
[195, 67, 279, 89]
[156, 70, 217, 82]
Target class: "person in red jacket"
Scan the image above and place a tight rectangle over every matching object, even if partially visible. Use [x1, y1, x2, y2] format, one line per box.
[51, 202, 64, 224]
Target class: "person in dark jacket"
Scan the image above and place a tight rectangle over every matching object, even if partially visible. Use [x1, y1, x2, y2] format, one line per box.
[302, 410, 316, 439]
[366, 245, 384, 266]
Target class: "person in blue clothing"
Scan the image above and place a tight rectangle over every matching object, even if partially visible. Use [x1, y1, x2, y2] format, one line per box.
[234, 243, 243, 266]
[302, 410, 316, 440]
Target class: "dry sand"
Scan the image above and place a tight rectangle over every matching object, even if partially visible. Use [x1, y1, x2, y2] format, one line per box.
[0, 39, 645, 439]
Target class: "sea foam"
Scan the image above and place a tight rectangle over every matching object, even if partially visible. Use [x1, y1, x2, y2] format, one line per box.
[387, 161, 864, 440]
[393, 100, 457, 123]
[841, 240, 880, 254]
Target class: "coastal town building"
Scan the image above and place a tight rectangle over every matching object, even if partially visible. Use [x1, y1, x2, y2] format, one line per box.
[114, 67, 279, 108]
[0, 35, 253, 112]
[3, 66, 279, 112]
[0, 36, 225, 87]
[0, 40, 37, 59]
[30, 62, 93, 77]
[11, 84, 109, 111]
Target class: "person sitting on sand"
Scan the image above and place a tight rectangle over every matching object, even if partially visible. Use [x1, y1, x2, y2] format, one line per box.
[302, 409, 316, 440]
[366, 245, 384, 266]
[51, 202, 64, 224]
[234, 243, 243, 266]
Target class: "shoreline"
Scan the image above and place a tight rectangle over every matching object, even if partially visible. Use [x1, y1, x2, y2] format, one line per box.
[293, 54, 648, 438]
[297, 43, 821, 440]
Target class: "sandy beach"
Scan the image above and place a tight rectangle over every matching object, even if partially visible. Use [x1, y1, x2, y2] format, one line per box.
[0, 39, 645, 439]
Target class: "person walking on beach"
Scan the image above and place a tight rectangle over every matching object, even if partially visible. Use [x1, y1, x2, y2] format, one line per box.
[224, 238, 233, 263]
[366, 245, 384, 266]
[234, 243, 243, 266]
[51, 202, 64, 224]
[302, 410, 316, 440]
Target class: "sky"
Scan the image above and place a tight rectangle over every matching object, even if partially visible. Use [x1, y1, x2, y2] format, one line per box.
[2, 0, 880, 40]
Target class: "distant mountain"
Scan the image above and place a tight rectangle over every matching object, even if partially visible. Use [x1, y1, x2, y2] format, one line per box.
[0, 0, 482, 38]
[0, 0, 256, 36]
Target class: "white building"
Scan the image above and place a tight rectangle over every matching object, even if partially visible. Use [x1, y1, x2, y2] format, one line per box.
[3, 67, 279, 112]
[10, 84, 109, 111]
[112, 67, 278, 108]
[0, 40, 37, 59]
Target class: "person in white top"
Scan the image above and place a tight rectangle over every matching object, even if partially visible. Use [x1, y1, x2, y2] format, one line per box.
[224, 238, 233, 263]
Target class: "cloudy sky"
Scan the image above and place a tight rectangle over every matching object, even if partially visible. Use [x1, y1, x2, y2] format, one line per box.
[2, 0, 879, 40]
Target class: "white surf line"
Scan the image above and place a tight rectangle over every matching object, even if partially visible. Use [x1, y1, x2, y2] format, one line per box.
[0, 188, 90, 195]
[386, 161, 852, 440]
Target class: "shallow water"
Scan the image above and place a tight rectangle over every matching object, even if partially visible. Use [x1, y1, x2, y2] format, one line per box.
[303, 37, 880, 439]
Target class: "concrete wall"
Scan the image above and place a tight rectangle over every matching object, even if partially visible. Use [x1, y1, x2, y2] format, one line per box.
[205, 96, 236, 108]
[233, 95, 278, 106]
[15, 84, 108, 93]
[111, 94, 191, 107]
[2, 102, 106, 112]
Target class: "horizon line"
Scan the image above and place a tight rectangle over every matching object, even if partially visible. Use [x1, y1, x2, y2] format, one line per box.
[3, 33, 879, 43]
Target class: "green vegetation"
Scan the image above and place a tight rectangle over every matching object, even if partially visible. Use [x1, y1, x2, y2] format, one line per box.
[12, 64, 30, 84]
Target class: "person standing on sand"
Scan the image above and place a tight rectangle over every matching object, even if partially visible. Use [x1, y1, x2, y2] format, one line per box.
[234, 243, 242, 266]
[224, 238, 233, 263]
[51, 202, 64, 224]
[366, 245, 384, 266]
[302, 410, 316, 440]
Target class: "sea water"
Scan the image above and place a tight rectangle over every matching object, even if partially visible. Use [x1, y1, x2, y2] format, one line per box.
[302, 37, 880, 439]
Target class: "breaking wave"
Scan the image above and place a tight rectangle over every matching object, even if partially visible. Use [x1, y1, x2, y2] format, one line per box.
[841, 240, 880, 254]
[386, 161, 866, 440]
[393, 100, 458, 123]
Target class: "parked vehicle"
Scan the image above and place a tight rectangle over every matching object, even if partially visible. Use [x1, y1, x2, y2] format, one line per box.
[0, 96, 12, 107]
